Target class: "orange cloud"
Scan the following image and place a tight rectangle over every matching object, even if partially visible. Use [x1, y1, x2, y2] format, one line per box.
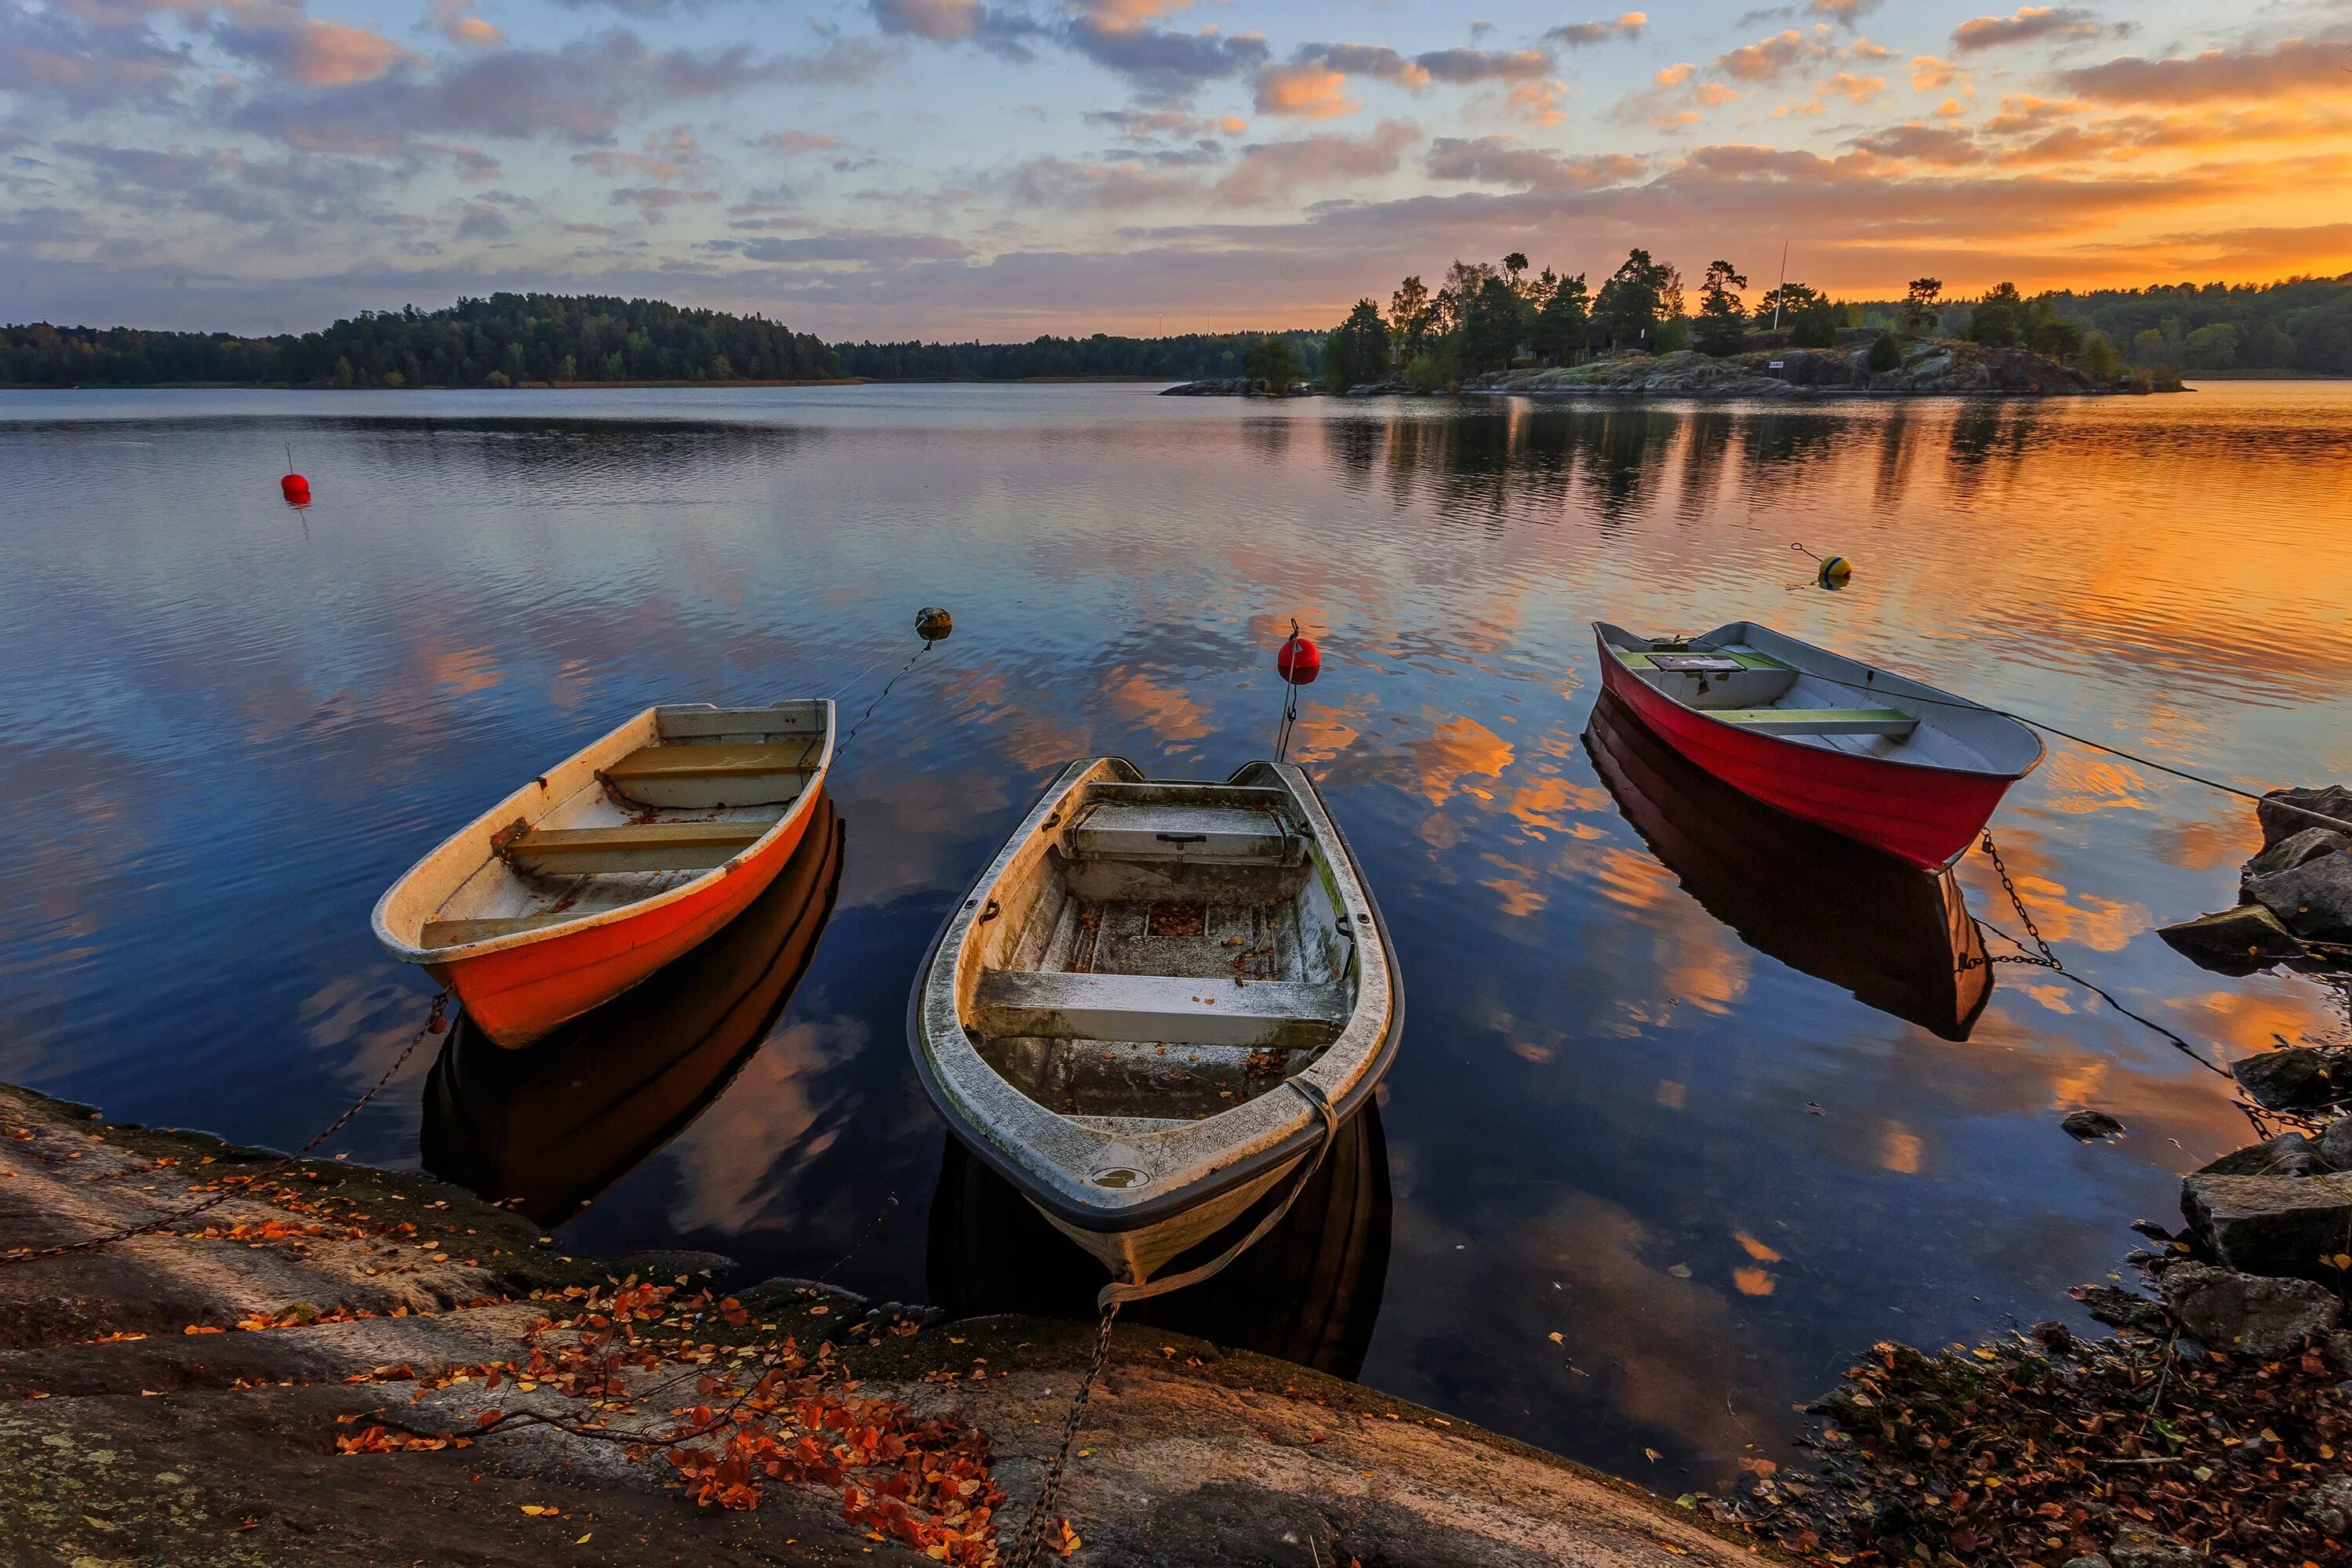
[1253, 64, 1356, 120]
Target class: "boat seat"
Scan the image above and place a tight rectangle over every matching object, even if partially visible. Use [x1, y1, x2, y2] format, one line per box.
[1711, 706, 1918, 737]
[501, 820, 768, 875]
[972, 969, 1347, 1048]
[1065, 804, 1293, 862]
[418, 910, 580, 948]
[601, 742, 817, 785]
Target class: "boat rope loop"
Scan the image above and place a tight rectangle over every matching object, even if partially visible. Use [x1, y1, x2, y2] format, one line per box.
[1959, 833, 2236, 1085]
[0, 988, 450, 1269]
[1275, 671, 1302, 764]
[1005, 1078, 1345, 1566]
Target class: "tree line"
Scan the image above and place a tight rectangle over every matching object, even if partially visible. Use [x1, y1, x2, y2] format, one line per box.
[830, 332, 1323, 383]
[0, 301, 1324, 389]
[6, 274, 2346, 389]
[1, 294, 836, 388]
[1310, 257, 2352, 391]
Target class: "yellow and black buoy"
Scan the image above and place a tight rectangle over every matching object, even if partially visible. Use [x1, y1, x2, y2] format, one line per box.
[915, 606, 953, 644]
[1817, 554, 1853, 590]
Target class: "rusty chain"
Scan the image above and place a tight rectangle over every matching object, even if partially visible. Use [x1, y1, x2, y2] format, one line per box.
[1004, 1298, 1122, 1568]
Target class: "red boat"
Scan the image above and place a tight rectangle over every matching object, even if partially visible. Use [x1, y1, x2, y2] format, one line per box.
[1592, 621, 2042, 869]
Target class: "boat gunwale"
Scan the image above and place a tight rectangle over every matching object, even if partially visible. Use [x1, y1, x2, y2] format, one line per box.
[1592, 619, 2045, 784]
[369, 699, 837, 965]
[906, 757, 1403, 1236]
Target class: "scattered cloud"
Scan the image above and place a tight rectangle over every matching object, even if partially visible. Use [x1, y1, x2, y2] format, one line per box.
[2057, 33, 2352, 105]
[233, 30, 887, 154]
[1808, 0, 1881, 24]
[1425, 136, 1646, 192]
[429, 0, 503, 47]
[1254, 63, 1357, 118]
[1951, 7, 2107, 54]
[1547, 13, 1646, 48]
[1214, 118, 1421, 205]
[1715, 28, 1833, 84]
[1083, 107, 1246, 140]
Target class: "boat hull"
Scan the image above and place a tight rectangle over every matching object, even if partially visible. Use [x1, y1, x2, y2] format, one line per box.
[1595, 638, 2014, 869]
[427, 793, 821, 1047]
[1584, 690, 1992, 1040]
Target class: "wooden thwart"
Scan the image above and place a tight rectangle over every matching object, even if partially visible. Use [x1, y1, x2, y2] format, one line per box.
[601, 742, 816, 783]
[1711, 706, 1918, 737]
[1067, 803, 1291, 862]
[419, 910, 583, 948]
[503, 820, 767, 874]
[973, 968, 1348, 1049]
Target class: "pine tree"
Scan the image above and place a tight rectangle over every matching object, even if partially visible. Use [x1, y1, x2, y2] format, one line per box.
[1694, 260, 1749, 357]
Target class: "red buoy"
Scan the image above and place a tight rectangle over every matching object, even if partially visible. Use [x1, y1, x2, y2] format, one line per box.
[1276, 626, 1320, 686]
[281, 473, 310, 504]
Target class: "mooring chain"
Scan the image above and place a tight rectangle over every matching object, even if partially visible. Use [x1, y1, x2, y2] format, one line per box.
[1005, 1298, 1122, 1568]
[0, 989, 448, 1269]
[1958, 831, 2062, 972]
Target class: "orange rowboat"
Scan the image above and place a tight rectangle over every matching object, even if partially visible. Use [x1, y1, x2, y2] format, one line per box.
[372, 701, 834, 1047]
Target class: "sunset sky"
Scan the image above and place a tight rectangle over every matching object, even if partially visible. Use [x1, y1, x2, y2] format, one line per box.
[4, 0, 2350, 336]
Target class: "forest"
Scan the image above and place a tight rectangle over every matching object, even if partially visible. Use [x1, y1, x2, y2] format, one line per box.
[0, 299, 1321, 389]
[3, 273, 2345, 388]
[1310, 256, 2352, 393]
[0, 294, 837, 388]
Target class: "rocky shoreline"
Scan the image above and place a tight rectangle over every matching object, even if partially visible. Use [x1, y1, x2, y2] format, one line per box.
[0, 1082, 1764, 1566]
[1163, 340, 2176, 400]
[1706, 786, 2352, 1566]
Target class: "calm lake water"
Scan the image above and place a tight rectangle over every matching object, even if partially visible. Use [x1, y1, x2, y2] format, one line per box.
[7, 381, 2352, 1491]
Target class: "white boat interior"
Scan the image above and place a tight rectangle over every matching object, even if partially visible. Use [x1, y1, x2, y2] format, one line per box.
[1595, 619, 2040, 776]
[967, 775, 1357, 1126]
[376, 702, 830, 955]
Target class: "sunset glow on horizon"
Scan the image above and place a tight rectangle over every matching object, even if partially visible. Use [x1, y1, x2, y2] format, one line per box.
[3, 0, 2350, 336]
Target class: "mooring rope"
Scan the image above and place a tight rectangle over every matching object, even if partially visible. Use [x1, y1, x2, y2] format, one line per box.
[0, 989, 449, 1268]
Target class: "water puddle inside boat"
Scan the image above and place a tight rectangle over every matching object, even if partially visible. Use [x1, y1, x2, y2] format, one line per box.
[5, 383, 2351, 1494]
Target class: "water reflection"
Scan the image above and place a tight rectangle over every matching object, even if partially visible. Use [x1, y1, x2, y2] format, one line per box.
[927, 1102, 1391, 1380]
[1583, 690, 1993, 1040]
[8, 383, 2352, 1496]
[420, 797, 844, 1224]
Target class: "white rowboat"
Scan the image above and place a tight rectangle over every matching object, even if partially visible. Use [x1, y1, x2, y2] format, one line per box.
[909, 758, 1401, 1304]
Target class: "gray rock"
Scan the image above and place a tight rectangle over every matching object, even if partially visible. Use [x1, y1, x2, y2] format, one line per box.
[2258, 785, 2352, 851]
[2062, 1109, 2125, 1142]
[2323, 1116, 2352, 1171]
[2325, 1329, 2352, 1377]
[2247, 850, 2352, 942]
[2158, 1261, 2340, 1356]
[2182, 1170, 2352, 1281]
[2108, 1527, 2196, 1568]
[2195, 1131, 2325, 1177]
[2063, 1557, 2112, 1568]
[2229, 1045, 2352, 1111]
[2304, 1474, 2352, 1536]
[2077, 1284, 2167, 1334]
[2156, 902, 2307, 975]
[2245, 826, 2351, 880]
